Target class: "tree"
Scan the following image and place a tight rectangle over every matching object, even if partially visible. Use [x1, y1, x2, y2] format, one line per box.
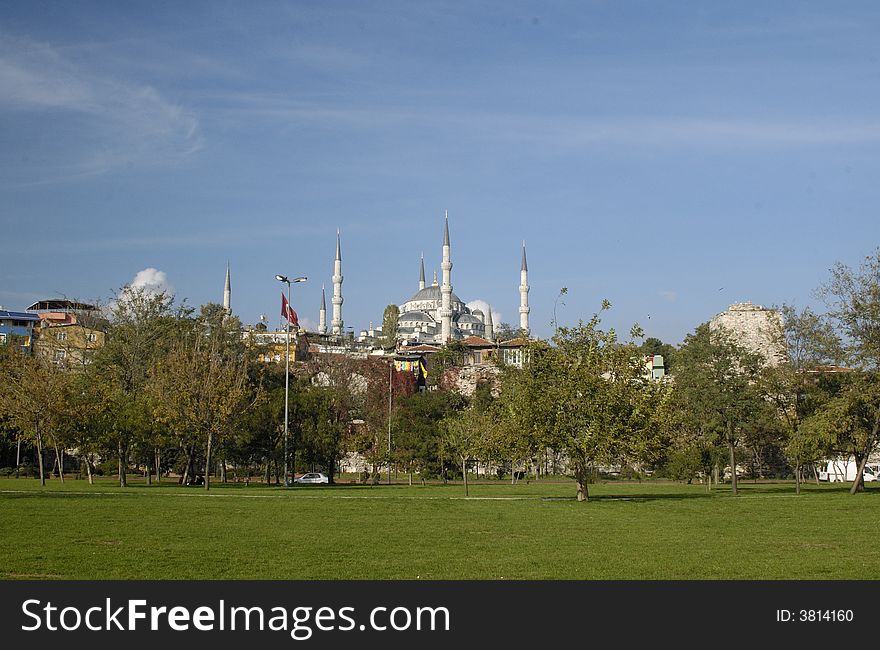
[380, 304, 399, 350]
[759, 305, 840, 493]
[148, 304, 251, 491]
[814, 249, 880, 494]
[0, 348, 71, 485]
[92, 287, 186, 486]
[392, 389, 466, 483]
[673, 323, 766, 495]
[509, 301, 669, 501]
[441, 407, 489, 496]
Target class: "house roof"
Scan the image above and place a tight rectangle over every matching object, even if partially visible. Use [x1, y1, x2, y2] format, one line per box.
[461, 336, 493, 347]
[499, 338, 529, 347]
[27, 299, 98, 312]
[405, 344, 442, 353]
[0, 310, 40, 321]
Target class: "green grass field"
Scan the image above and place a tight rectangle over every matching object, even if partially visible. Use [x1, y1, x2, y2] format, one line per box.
[1, 477, 878, 580]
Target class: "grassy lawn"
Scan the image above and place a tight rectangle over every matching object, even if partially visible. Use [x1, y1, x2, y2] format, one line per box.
[1, 477, 878, 580]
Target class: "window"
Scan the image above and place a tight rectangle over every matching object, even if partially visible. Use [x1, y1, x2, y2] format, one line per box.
[0, 333, 6, 344]
[87, 333, 98, 343]
[55, 331, 67, 341]
[54, 349, 66, 361]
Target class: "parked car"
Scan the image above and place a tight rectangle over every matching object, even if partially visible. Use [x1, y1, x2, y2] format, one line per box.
[294, 472, 329, 484]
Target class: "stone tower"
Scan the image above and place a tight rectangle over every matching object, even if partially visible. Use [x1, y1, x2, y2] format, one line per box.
[439, 211, 453, 343]
[319, 284, 327, 334]
[485, 304, 494, 340]
[223, 261, 231, 315]
[519, 243, 530, 336]
[331, 229, 344, 335]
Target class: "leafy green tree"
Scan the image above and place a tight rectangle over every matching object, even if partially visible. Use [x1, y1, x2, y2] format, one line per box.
[380, 304, 399, 350]
[673, 323, 765, 495]
[813, 248, 880, 493]
[92, 287, 187, 486]
[509, 301, 669, 501]
[148, 304, 252, 491]
[392, 389, 466, 483]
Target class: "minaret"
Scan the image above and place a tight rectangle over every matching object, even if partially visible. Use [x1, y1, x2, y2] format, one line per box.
[432, 271, 438, 286]
[319, 285, 327, 334]
[439, 211, 453, 343]
[418, 254, 426, 291]
[485, 304, 494, 340]
[331, 229, 344, 335]
[223, 261, 231, 315]
[519, 242, 530, 337]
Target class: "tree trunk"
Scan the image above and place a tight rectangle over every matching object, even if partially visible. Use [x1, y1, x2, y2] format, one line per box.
[117, 440, 128, 487]
[812, 464, 820, 486]
[15, 437, 22, 479]
[85, 453, 94, 485]
[714, 462, 720, 486]
[727, 420, 738, 496]
[575, 464, 589, 502]
[155, 449, 161, 483]
[462, 457, 468, 497]
[795, 459, 801, 495]
[850, 452, 866, 495]
[56, 446, 65, 483]
[36, 427, 45, 487]
[851, 416, 879, 495]
[204, 432, 213, 491]
[146, 459, 152, 486]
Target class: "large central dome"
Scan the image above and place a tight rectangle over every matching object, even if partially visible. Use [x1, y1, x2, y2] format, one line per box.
[405, 285, 463, 305]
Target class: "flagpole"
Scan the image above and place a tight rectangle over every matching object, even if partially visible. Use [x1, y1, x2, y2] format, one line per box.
[284, 279, 291, 488]
[275, 275, 306, 489]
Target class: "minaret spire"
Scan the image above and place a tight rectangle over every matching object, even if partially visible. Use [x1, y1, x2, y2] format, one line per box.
[419, 253, 426, 291]
[519, 241, 530, 337]
[223, 261, 231, 315]
[485, 304, 494, 340]
[439, 210, 453, 343]
[319, 284, 327, 334]
[331, 229, 344, 335]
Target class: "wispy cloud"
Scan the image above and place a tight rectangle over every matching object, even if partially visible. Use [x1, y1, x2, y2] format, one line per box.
[204, 91, 880, 149]
[0, 34, 202, 184]
[659, 290, 678, 302]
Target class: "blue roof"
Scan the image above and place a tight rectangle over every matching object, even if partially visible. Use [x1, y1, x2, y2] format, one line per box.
[0, 310, 40, 321]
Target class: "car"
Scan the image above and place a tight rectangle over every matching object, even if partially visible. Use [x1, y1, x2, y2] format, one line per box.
[294, 472, 329, 484]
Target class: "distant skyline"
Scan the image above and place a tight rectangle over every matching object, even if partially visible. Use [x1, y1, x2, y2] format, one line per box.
[2, 1, 880, 343]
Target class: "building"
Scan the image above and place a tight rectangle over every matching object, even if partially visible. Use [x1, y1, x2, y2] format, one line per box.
[710, 301, 785, 367]
[27, 300, 106, 366]
[395, 214, 529, 345]
[0, 309, 40, 355]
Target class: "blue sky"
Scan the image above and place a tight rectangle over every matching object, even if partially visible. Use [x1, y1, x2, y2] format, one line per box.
[2, 1, 879, 343]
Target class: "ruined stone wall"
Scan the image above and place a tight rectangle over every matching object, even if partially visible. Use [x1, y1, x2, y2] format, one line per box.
[710, 302, 786, 366]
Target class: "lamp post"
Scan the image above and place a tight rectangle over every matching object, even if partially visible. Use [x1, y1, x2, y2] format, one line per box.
[387, 359, 393, 485]
[275, 274, 307, 487]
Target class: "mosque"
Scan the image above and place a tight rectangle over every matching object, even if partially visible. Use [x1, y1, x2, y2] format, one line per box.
[314, 211, 531, 346]
[224, 212, 531, 347]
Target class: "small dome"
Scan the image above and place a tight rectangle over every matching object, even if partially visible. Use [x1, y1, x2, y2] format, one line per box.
[398, 310, 434, 323]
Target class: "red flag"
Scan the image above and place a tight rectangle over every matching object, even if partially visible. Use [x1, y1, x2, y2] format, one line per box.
[281, 292, 299, 326]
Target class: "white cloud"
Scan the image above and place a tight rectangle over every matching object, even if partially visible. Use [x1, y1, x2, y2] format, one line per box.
[659, 290, 677, 302]
[466, 300, 502, 328]
[129, 268, 172, 295]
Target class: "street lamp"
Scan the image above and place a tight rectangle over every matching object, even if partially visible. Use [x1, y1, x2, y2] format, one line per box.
[388, 359, 393, 485]
[276, 274, 307, 487]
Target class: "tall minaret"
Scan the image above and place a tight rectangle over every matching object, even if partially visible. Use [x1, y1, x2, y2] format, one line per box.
[485, 304, 494, 340]
[439, 211, 453, 343]
[519, 242, 530, 337]
[418, 253, 426, 291]
[331, 229, 344, 335]
[319, 285, 327, 334]
[223, 261, 231, 315]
